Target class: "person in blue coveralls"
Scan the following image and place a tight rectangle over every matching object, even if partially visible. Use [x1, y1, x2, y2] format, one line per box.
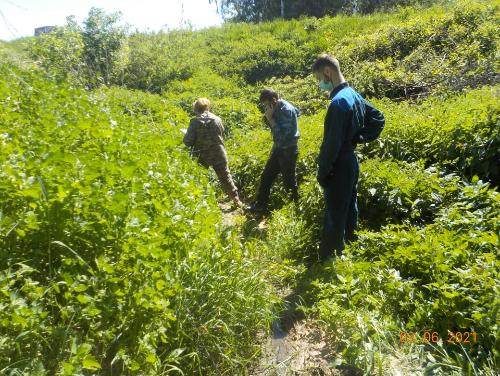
[246, 89, 301, 213]
[312, 54, 385, 261]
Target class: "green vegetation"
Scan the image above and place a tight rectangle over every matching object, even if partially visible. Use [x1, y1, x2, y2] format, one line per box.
[306, 177, 498, 372]
[1, 0, 499, 374]
[0, 66, 275, 374]
[361, 88, 499, 184]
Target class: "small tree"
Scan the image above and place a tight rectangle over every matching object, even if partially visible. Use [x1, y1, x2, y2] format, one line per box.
[82, 7, 128, 87]
[29, 16, 85, 85]
[29, 9, 128, 88]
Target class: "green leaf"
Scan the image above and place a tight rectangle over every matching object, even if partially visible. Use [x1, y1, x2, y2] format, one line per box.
[82, 355, 101, 370]
[146, 353, 157, 364]
[76, 294, 91, 304]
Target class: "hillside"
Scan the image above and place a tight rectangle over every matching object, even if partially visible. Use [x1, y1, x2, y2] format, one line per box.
[0, 0, 499, 375]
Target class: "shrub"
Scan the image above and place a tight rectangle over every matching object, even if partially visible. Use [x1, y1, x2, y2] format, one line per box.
[82, 8, 128, 87]
[122, 31, 198, 93]
[28, 19, 85, 85]
[338, 1, 499, 98]
[360, 87, 500, 185]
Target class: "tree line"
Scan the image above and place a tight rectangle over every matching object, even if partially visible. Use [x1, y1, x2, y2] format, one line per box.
[208, 0, 437, 22]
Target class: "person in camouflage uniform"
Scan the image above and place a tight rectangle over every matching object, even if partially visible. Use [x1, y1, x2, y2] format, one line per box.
[183, 98, 243, 207]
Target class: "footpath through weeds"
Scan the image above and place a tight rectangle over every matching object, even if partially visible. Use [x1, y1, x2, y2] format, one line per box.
[219, 202, 356, 376]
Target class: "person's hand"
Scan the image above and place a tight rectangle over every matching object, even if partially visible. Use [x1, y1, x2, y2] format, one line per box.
[264, 104, 274, 123]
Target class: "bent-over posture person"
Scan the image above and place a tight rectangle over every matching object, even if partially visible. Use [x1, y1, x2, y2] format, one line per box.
[313, 54, 385, 260]
[183, 98, 243, 207]
[247, 89, 300, 213]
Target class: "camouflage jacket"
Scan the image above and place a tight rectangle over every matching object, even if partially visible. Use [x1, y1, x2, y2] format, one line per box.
[183, 111, 228, 168]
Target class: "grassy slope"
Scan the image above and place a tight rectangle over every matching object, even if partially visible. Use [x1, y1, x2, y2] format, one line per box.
[157, 1, 499, 373]
[1, 0, 499, 374]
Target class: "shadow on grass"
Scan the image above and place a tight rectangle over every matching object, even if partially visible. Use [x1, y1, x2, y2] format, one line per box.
[240, 210, 364, 376]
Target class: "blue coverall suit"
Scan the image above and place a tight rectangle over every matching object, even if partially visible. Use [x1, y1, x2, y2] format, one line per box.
[317, 82, 385, 260]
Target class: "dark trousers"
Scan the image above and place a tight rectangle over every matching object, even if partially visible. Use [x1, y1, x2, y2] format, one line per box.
[319, 153, 359, 260]
[256, 144, 299, 207]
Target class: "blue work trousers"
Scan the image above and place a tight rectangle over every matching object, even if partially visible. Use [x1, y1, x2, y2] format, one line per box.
[319, 153, 359, 260]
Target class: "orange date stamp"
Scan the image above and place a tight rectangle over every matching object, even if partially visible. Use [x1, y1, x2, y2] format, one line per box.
[399, 331, 478, 345]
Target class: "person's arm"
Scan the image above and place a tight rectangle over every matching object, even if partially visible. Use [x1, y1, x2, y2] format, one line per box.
[262, 115, 272, 129]
[214, 117, 224, 136]
[353, 99, 385, 144]
[317, 103, 349, 185]
[183, 119, 197, 147]
[265, 105, 277, 128]
[215, 118, 225, 142]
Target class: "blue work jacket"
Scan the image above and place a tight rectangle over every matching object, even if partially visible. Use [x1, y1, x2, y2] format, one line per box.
[317, 82, 385, 181]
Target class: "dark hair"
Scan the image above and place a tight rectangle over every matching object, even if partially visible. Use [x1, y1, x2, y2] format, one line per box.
[259, 88, 279, 102]
[312, 54, 341, 73]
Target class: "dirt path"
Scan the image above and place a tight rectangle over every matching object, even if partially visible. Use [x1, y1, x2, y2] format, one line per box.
[249, 290, 337, 376]
[219, 202, 241, 226]
[253, 319, 336, 375]
[219, 203, 339, 376]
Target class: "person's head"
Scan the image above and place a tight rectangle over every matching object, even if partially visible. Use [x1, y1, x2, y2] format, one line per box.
[312, 54, 344, 92]
[193, 97, 211, 115]
[259, 88, 279, 110]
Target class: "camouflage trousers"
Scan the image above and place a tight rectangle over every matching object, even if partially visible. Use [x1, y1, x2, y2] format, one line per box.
[211, 162, 239, 199]
[196, 151, 239, 199]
